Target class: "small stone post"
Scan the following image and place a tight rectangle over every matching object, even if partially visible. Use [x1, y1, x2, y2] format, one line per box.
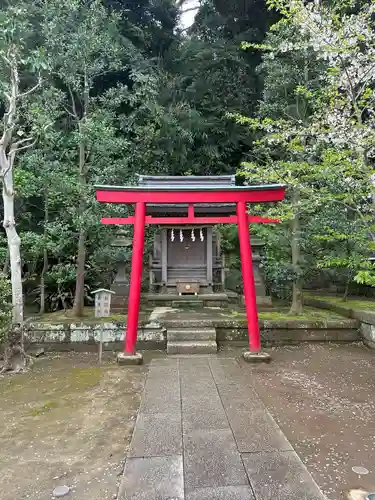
[93, 289, 115, 364]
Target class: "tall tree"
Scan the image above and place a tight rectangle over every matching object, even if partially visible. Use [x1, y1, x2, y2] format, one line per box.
[234, 18, 325, 313]
[234, 0, 375, 311]
[0, 2, 44, 324]
[42, 0, 138, 316]
[268, 0, 375, 286]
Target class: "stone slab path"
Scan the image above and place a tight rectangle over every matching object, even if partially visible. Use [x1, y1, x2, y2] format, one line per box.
[118, 358, 326, 500]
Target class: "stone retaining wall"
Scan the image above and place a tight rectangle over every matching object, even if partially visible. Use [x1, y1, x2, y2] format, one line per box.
[305, 297, 375, 348]
[217, 323, 359, 346]
[26, 316, 359, 351]
[25, 322, 165, 351]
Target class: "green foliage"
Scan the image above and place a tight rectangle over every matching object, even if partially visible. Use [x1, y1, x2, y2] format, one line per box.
[233, 3, 375, 303]
[0, 273, 11, 343]
[3, 0, 374, 317]
[354, 271, 375, 287]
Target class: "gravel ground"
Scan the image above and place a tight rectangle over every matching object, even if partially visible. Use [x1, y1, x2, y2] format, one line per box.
[241, 343, 375, 499]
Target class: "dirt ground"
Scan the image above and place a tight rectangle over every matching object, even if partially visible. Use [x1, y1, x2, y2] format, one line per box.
[242, 343, 375, 500]
[0, 352, 146, 500]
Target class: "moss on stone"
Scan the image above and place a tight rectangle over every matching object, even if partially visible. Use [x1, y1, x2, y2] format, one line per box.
[306, 295, 375, 312]
[29, 307, 128, 324]
[31, 303, 346, 326]
[222, 306, 343, 321]
[259, 307, 343, 321]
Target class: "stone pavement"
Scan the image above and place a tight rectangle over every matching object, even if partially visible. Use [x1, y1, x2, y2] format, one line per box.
[118, 357, 326, 500]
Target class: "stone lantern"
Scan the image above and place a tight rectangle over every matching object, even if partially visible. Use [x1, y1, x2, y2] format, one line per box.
[110, 229, 132, 313]
[250, 239, 272, 308]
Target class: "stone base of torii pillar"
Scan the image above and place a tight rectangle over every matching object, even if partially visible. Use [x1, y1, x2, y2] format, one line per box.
[117, 352, 143, 365]
[242, 351, 272, 364]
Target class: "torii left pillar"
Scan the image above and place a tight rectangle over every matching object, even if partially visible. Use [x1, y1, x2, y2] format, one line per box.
[117, 201, 145, 365]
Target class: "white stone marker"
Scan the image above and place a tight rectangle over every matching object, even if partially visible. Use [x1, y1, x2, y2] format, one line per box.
[93, 289, 115, 363]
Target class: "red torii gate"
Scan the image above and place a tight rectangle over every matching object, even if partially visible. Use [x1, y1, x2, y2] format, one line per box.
[96, 183, 285, 363]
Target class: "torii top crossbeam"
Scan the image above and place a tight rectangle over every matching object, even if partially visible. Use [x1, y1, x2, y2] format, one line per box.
[96, 183, 285, 205]
[96, 179, 286, 363]
[97, 183, 285, 226]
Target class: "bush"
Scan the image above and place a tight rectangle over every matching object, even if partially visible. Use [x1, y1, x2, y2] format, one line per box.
[0, 273, 12, 345]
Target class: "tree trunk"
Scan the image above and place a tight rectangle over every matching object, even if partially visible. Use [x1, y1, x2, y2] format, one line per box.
[40, 249, 48, 314]
[72, 131, 87, 317]
[2, 166, 23, 325]
[0, 50, 42, 372]
[72, 74, 89, 318]
[39, 194, 49, 315]
[291, 277, 303, 315]
[72, 228, 86, 316]
[72, 144, 87, 316]
[343, 280, 349, 301]
[289, 189, 303, 315]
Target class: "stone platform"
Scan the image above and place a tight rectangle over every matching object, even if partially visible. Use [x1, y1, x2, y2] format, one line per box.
[118, 357, 326, 500]
[26, 306, 360, 352]
[305, 295, 375, 348]
[143, 292, 231, 309]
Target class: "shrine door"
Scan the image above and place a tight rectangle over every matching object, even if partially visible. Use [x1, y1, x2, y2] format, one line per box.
[167, 228, 207, 284]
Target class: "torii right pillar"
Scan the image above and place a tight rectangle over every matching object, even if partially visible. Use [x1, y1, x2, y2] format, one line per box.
[237, 201, 271, 363]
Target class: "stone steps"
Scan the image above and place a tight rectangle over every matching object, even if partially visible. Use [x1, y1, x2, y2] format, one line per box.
[167, 340, 217, 355]
[167, 327, 217, 354]
[144, 292, 230, 308]
[171, 300, 203, 309]
[167, 328, 216, 342]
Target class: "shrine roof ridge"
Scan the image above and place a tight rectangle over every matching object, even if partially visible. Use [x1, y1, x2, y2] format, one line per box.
[137, 174, 235, 185]
[95, 183, 285, 192]
[137, 175, 235, 180]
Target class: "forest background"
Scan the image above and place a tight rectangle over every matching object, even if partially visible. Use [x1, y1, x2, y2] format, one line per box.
[1, 0, 374, 330]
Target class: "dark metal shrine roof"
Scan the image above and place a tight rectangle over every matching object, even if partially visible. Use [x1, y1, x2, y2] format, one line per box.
[95, 183, 284, 192]
[96, 174, 284, 193]
[137, 174, 236, 189]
